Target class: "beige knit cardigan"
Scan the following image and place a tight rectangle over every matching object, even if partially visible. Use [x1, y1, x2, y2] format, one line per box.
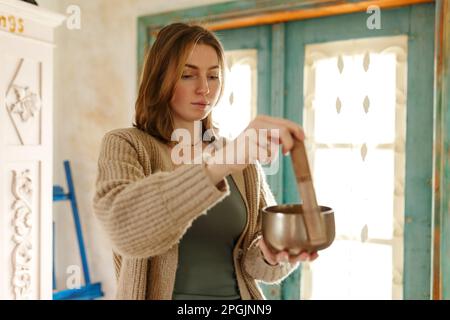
[93, 128, 297, 300]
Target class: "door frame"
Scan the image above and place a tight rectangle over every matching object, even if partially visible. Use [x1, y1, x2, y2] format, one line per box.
[137, 0, 450, 299]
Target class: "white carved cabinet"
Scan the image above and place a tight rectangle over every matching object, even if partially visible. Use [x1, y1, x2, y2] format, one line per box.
[0, 0, 64, 300]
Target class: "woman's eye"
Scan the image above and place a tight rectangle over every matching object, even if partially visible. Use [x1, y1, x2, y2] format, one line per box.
[208, 75, 219, 80]
[181, 74, 194, 79]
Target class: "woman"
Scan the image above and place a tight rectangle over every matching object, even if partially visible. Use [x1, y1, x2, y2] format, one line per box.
[93, 23, 317, 300]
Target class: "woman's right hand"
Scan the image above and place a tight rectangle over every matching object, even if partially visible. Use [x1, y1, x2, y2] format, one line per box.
[205, 115, 305, 185]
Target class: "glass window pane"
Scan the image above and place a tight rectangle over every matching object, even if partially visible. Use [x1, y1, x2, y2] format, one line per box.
[314, 148, 394, 239]
[213, 50, 257, 139]
[313, 54, 397, 144]
[303, 36, 407, 299]
[308, 240, 392, 300]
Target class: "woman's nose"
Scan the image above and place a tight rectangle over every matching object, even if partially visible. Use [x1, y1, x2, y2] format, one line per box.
[196, 76, 210, 95]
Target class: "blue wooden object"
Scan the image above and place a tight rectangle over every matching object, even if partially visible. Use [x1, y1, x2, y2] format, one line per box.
[52, 160, 103, 300]
[53, 283, 103, 301]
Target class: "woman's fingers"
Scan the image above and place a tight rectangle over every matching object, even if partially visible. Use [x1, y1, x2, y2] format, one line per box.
[273, 249, 319, 264]
[257, 115, 305, 142]
[251, 122, 294, 156]
[258, 238, 278, 265]
[277, 127, 294, 156]
[234, 115, 305, 167]
[288, 251, 319, 264]
[256, 134, 280, 164]
[309, 251, 319, 261]
[260, 238, 320, 266]
[274, 251, 290, 264]
[251, 116, 304, 155]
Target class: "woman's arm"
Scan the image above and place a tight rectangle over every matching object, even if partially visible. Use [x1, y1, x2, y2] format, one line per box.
[243, 163, 299, 284]
[93, 131, 229, 259]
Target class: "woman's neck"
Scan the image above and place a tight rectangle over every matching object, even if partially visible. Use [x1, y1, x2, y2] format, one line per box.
[173, 119, 203, 146]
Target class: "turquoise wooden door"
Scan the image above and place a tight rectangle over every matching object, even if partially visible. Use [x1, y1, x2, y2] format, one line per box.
[284, 4, 435, 300]
[218, 3, 435, 300]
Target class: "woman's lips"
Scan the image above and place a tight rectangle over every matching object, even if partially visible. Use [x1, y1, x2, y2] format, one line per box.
[191, 102, 209, 109]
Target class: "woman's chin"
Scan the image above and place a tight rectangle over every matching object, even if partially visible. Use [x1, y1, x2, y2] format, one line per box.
[183, 116, 206, 123]
[188, 110, 211, 121]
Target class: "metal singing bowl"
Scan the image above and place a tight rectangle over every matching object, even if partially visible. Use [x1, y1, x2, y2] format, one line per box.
[262, 204, 335, 255]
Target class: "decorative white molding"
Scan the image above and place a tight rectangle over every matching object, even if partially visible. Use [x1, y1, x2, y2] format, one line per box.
[5, 58, 42, 145]
[363, 51, 370, 72]
[337, 54, 344, 74]
[0, 0, 59, 300]
[11, 169, 33, 300]
[7, 85, 41, 122]
[381, 46, 408, 62]
[0, 0, 65, 28]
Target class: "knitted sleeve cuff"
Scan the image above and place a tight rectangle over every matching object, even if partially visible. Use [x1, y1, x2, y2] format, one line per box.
[243, 236, 299, 284]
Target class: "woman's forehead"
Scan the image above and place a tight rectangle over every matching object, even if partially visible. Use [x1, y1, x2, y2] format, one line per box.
[185, 44, 220, 69]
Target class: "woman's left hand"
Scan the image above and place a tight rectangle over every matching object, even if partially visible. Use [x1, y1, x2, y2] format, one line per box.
[258, 238, 319, 266]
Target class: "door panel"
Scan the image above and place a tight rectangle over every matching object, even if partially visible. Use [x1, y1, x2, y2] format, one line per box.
[285, 4, 435, 299]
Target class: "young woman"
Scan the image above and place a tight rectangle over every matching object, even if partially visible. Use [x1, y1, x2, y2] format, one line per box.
[93, 23, 317, 300]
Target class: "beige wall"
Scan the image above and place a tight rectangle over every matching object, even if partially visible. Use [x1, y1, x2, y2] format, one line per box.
[38, 0, 233, 299]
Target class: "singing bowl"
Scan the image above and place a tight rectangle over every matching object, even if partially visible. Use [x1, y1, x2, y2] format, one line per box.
[261, 204, 335, 255]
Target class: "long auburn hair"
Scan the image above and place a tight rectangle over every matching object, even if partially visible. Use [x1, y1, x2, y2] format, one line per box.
[134, 23, 225, 144]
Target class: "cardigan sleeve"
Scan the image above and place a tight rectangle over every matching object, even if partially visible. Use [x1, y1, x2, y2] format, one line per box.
[243, 162, 299, 284]
[93, 131, 230, 259]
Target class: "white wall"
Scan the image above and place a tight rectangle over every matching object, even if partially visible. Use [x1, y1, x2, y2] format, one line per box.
[37, 0, 233, 299]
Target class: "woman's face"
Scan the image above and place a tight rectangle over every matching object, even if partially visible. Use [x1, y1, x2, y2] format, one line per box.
[170, 44, 221, 125]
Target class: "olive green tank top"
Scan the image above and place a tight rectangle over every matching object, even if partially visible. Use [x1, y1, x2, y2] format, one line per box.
[172, 176, 248, 300]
